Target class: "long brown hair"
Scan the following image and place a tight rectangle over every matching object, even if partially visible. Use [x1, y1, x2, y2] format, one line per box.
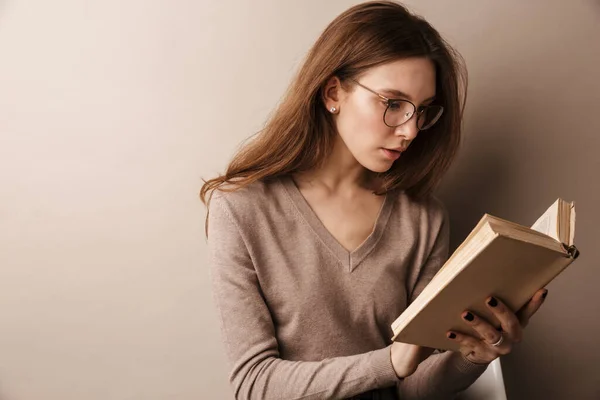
[200, 1, 467, 235]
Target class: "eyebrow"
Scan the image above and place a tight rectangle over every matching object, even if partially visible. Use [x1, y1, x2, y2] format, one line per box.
[380, 88, 436, 103]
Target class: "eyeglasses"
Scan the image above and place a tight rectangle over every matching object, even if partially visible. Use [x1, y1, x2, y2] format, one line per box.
[349, 79, 444, 130]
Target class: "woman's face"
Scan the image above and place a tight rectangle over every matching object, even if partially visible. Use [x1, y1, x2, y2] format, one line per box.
[328, 57, 437, 173]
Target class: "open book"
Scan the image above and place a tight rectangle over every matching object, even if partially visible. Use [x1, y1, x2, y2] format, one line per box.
[391, 199, 580, 351]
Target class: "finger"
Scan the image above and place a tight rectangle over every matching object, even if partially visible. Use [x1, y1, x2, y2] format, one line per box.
[517, 289, 548, 328]
[485, 296, 523, 343]
[460, 310, 507, 347]
[445, 331, 478, 358]
[446, 330, 500, 360]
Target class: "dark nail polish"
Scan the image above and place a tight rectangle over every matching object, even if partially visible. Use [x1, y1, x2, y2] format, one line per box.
[542, 290, 548, 299]
[448, 333, 456, 339]
[463, 312, 474, 321]
[488, 297, 498, 307]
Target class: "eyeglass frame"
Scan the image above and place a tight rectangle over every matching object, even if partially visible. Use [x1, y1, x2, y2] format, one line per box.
[347, 78, 444, 130]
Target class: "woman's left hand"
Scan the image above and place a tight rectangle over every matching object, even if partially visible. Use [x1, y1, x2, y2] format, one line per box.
[446, 288, 548, 364]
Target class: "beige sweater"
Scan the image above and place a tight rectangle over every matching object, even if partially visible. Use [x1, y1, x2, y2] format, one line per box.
[207, 175, 488, 400]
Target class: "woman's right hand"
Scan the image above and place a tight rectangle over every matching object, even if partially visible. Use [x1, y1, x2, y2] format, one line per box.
[390, 341, 435, 378]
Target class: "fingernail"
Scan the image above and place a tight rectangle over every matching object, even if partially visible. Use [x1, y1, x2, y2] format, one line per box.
[448, 332, 456, 339]
[542, 290, 548, 299]
[463, 312, 474, 321]
[487, 297, 498, 307]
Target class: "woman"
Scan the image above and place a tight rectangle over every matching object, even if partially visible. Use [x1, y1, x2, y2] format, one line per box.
[200, 2, 547, 399]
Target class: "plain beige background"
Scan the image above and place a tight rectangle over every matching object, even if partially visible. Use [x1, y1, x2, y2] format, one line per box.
[0, 0, 598, 399]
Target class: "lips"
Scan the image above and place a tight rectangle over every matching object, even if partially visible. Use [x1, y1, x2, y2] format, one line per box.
[381, 148, 402, 160]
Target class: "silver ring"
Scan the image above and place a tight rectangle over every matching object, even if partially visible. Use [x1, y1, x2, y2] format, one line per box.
[491, 333, 504, 347]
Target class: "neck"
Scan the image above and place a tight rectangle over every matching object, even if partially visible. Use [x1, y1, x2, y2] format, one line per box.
[292, 136, 381, 195]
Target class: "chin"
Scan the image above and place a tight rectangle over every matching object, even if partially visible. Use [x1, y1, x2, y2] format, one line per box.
[361, 159, 394, 174]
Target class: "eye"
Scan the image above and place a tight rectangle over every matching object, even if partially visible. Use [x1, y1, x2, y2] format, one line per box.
[387, 101, 402, 111]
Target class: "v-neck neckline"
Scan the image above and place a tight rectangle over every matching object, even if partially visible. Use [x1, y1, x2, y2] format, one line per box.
[279, 175, 395, 272]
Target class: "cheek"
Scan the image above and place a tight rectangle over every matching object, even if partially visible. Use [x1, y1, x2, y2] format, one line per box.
[338, 102, 387, 149]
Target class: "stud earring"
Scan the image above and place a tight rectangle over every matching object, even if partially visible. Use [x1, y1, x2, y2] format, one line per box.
[329, 106, 337, 113]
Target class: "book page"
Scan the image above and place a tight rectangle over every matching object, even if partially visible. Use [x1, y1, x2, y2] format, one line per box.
[531, 199, 559, 241]
[569, 202, 576, 245]
[531, 213, 551, 236]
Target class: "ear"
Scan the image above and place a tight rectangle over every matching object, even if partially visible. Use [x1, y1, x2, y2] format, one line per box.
[322, 76, 347, 112]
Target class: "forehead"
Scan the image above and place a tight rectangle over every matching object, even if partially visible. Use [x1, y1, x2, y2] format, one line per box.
[358, 57, 437, 100]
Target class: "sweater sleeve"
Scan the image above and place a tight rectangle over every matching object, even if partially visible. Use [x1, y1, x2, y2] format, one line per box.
[397, 351, 489, 399]
[206, 194, 400, 400]
[398, 200, 489, 398]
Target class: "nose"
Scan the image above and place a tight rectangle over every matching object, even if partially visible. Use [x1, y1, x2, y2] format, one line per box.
[393, 113, 419, 141]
